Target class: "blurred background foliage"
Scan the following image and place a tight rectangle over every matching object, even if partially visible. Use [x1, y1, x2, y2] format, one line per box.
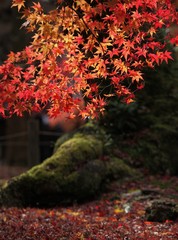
[100, 45, 178, 175]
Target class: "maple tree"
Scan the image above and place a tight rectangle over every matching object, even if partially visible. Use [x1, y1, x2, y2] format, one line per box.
[0, 0, 178, 118]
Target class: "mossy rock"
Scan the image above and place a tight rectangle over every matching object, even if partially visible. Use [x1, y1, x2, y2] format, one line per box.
[0, 132, 103, 207]
[0, 122, 136, 208]
[53, 121, 106, 153]
[145, 199, 178, 222]
[105, 157, 137, 180]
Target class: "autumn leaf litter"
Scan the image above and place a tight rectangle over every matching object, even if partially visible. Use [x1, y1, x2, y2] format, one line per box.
[0, 175, 178, 240]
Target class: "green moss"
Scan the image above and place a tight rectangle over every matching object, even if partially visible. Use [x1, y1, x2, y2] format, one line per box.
[0, 122, 137, 208]
[0, 173, 36, 207]
[0, 131, 105, 207]
[106, 157, 137, 180]
[0, 179, 7, 188]
[53, 132, 74, 153]
[54, 121, 105, 153]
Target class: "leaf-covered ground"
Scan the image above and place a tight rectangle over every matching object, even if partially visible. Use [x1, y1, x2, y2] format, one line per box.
[0, 174, 178, 240]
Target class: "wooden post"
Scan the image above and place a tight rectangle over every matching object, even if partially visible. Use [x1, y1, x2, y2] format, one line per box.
[27, 118, 40, 167]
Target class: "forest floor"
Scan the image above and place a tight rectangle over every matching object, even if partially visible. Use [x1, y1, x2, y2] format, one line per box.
[0, 166, 178, 239]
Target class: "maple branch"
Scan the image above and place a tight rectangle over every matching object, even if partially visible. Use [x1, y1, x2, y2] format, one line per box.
[68, 4, 106, 55]
[57, 0, 105, 53]
[57, 0, 74, 9]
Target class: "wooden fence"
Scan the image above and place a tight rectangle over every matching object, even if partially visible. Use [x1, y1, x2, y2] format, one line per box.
[0, 118, 62, 167]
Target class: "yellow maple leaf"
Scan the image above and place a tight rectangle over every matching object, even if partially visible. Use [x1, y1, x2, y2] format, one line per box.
[114, 59, 128, 74]
[114, 207, 124, 214]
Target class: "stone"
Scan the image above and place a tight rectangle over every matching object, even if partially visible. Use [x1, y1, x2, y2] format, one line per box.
[145, 199, 178, 222]
[0, 122, 136, 208]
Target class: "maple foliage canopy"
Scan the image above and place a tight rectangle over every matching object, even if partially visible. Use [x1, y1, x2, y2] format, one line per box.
[0, 0, 178, 118]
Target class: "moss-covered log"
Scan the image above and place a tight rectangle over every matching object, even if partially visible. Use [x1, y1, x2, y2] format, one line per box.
[0, 122, 136, 208]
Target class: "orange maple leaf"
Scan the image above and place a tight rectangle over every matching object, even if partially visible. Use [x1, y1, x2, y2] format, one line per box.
[129, 70, 143, 82]
[32, 2, 43, 12]
[12, 0, 25, 11]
